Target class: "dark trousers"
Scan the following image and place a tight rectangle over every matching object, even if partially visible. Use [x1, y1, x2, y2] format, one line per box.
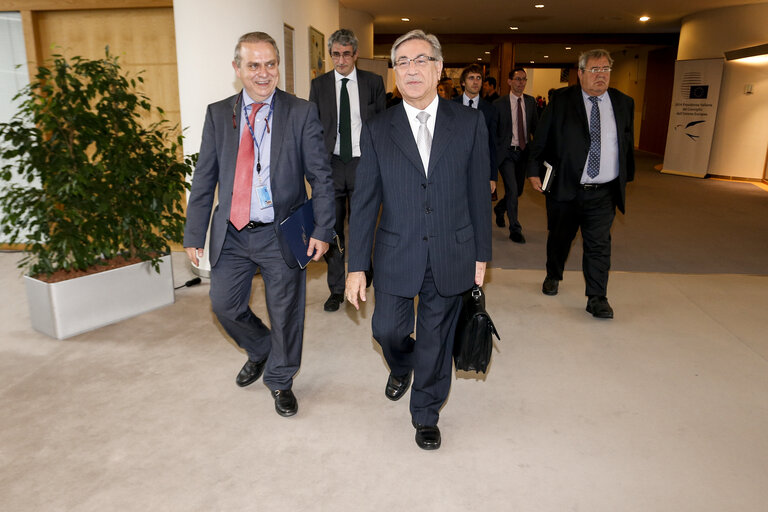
[210, 223, 305, 391]
[324, 155, 372, 294]
[371, 259, 462, 426]
[494, 147, 526, 234]
[545, 184, 616, 297]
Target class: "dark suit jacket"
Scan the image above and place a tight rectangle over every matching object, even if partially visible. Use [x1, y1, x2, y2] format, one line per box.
[525, 85, 635, 213]
[452, 95, 499, 180]
[184, 88, 335, 267]
[348, 98, 492, 298]
[309, 68, 386, 155]
[493, 92, 538, 159]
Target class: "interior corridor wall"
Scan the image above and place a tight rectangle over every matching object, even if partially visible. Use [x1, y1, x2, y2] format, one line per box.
[284, 0, 339, 101]
[678, 3, 768, 179]
[173, 0, 284, 160]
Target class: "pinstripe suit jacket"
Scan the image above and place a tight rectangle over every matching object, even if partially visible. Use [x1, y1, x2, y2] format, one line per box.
[347, 98, 492, 298]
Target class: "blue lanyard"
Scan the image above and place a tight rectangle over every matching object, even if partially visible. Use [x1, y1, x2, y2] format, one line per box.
[243, 96, 275, 173]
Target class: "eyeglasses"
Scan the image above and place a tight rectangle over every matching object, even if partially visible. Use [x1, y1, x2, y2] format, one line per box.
[511, 77, 528, 82]
[394, 55, 439, 70]
[331, 51, 355, 59]
[583, 66, 612, 74]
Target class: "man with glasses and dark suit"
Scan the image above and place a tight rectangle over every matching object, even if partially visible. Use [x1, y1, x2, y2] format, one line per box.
[527, 49, 635, 319]
[345, 30, 491, 450]
[309, 29, 386, 312]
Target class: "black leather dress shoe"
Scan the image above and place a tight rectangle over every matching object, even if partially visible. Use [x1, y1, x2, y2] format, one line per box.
[495, 212, 506, 228]
[413, 423, 441, 450]
[323, 293, 344, 312]
[385, 371, 412, 401]
[272, 389, 298, 417]
[586, 296, 614, 319]
[509, 232, 526, 244]
[542, 276, 559, 296]
[235, 358, 267, 387]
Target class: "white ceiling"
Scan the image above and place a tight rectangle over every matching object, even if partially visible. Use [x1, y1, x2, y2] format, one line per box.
[343, 0, 767, 64]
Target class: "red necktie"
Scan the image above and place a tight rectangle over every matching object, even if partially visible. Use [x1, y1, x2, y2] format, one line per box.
[230, 102, 266, 230]
[516, 97, 526, 150]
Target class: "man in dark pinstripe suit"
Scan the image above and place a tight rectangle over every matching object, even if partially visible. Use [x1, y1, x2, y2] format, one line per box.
[345, 30, 492, 450]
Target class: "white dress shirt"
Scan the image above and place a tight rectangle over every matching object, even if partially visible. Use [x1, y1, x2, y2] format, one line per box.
[402, 95, 439, 175]
[333, 67, 362, 158]
[462, 92, 479, 108]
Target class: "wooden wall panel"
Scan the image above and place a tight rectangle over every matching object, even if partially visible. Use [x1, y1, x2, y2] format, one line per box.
[34, 7, 180, 130]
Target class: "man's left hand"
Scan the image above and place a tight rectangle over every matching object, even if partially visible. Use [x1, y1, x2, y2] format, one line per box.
[475, 261, 487, 286]
[307, 238, 329, 261]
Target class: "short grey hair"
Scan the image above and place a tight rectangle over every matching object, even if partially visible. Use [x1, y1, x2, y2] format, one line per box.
[234, 32, 280, 67]
[328, 29, 358, 54]
[390, 29, 443, 64]
[578, 49, 613, 70]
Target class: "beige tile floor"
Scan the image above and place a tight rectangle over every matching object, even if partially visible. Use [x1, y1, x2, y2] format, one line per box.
[1, 252, 767, 511]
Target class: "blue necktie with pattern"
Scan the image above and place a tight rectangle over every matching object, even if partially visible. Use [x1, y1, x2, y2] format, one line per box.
[587, 96, 601, 179]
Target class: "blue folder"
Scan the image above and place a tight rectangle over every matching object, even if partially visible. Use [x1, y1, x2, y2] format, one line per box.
[279, 200, 316, 269]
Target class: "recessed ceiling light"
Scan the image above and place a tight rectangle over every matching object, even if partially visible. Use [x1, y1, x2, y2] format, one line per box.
[530, 60, 535, 63]
[484, 51, 491, 54]
[401, 17, 410, 22]
[565, 46, 572, 50]
[639, 16, 650, 22]
[509, 26, 519, 30]
[544, 55, 549, 58]
[534, 4, 544, 8]
[477, 58, 483, 61]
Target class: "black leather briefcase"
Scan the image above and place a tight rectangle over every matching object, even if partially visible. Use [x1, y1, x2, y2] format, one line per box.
[453, 285, 500, 373]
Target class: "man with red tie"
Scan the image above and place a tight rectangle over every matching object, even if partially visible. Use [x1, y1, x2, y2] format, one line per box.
[184, 32, 334, 417]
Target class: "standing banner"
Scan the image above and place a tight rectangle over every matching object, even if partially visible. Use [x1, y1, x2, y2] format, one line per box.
[661, 58, 724, 178]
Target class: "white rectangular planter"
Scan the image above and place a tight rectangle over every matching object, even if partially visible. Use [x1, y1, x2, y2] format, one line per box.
[24, 255, 175, 339]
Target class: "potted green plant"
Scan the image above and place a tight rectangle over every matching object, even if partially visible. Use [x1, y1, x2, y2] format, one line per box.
[0, 48, 194, 339]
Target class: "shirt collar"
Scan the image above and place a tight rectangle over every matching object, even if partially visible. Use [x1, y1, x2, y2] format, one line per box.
[582, 89, 608, 102]
[463, 92, 479, 105]
[402, 94, 439, 122]
[242, 89, 275, 108]
[334, 67, 358, 83]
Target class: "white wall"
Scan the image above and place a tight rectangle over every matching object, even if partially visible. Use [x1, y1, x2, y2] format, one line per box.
[284, 0, 339, 101]
[173, 0, 284, 159]
[339, 6, 374, 59]
[678, 3, 768, 179]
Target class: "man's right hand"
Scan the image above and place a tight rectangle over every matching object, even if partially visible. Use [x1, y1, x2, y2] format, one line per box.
[345, 271, 367, 310]
[529, 176, 543, 193]
[185, 247, 203, 266]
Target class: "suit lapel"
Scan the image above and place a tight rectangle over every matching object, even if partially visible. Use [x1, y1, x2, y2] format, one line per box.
[357, 71, 368, 119]
[389, 103, 424, 173]
[428, 99, 453, 175]
[323, 73, 337, 139]
[270, 89, 289, 174]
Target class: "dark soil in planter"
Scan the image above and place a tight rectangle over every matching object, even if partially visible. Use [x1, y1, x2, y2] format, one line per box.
[35, 255, 147, 284]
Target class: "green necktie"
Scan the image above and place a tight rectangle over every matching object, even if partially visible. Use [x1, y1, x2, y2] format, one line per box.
[339, 78, 352, 163]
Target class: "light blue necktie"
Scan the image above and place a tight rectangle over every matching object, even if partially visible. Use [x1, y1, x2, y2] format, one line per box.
[587, 96, 601, 179]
